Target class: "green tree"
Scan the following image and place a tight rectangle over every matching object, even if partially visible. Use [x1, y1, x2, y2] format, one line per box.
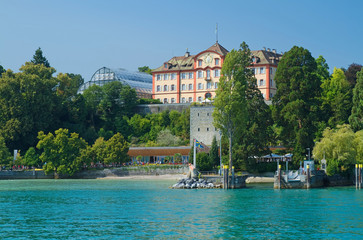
[83, 84, 104, 128]
[31, 47, 50, 67]
[209, 136, 219, 167]
[234, 67, 273, 171]
[196, 152, 213, 171]
[138, 66, 152, 75]
[321, 67, 352, 128]
[22, 147, 40, 167]
[344, 63, 362, 87]
[104, 133, 129, 164]
[37, 128, 87, 177]
[156, 129, 183, 146]
[313, 125, 357, 175]
[0, 63, 58, 150]
[0, 65, 5, 77]
[316, 56, 330, 81]
[349, 69, 363, 131]
[272, 46, 321, 166]
[78, 137, 107, 166]
[213, 42, 250, 172]
[0, 136, 11, 166]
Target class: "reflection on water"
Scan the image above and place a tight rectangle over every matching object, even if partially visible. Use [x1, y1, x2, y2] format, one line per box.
[0, 180, 362, 239]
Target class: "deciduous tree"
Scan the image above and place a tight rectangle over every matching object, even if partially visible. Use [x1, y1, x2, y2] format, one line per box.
[349, 69, 363, 131]
[213, 42, 250, 172]
[272, 46, 321, 165]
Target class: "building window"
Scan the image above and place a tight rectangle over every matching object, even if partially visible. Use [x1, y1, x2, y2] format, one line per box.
[198, 96, 202, 102]
[207, 128, 209, 131]
[197, 70, 203, 79]
[198, 113, 199, 116]
[215, 58, 220, 65]
[206, 82, 211, 89]
[259, 79, 264, 86]
[171, 84, 175, 91]
[181, 73, 186, 79]
[207, 113, 210, 116]
[157, 74, 161, 81]
[260, 67, 265, 74]
[214, 82, 218, 89]
[156, 85, 161, 92]
[171, 73, 176, 80]
[198, 83, 203, 90]
[189, 72, 193, 79]
[182, 84, 186, 91]
[164, 85, 168, 91]
[206, 70, 210, 79]
[251, 68, 256, 74]
[198, 60, 202, 67]
[214, 69, 220, 77]
[270, 93, 273, 99]
[198, 128, 200, 132]
[164, 74, 169, 80]
[188, 84, 193, 90]
[188, 97, 193, 103]
[270, 79, 273, 87]
[164, 63, 168, 68]
[205, 92, 212, 99]
[181, 97, 186, 103]
[163, 98, 168, 104]
[171, 98, 175, 103]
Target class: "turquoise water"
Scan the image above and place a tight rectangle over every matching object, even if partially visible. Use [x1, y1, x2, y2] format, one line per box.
[0, 180, 362, 239]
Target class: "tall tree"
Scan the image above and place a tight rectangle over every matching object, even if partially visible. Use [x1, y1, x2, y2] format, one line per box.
[0, 65, 5, 77]
[0, 63, 58, 151]
[37, 128, 87, 177]
[321, 67, 351, 128]
[213, 42, 250, 172]
[209, 136, 219, 168]
[234, 70, 273, 171]
[344, 63, 362, 87]
[31, 47, 50, 67]
[349, 69, 363, 131]
[272, 46, 321, 165]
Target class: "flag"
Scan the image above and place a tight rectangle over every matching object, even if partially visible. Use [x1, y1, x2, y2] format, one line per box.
[195, 139, 204, 149]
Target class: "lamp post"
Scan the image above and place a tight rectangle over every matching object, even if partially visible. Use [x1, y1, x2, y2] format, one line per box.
[219, 130, 222, 176]
[306, 148, 311, 160]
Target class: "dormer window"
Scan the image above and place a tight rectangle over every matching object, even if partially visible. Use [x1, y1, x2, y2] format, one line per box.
[164, 63, 168, 69]
[198, 60, 202, 67]
[215, 58, 220, 65]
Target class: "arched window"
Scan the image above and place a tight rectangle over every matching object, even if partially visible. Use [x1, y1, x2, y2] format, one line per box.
[205, 92, 212, 99]
[164, 85, 168, 91]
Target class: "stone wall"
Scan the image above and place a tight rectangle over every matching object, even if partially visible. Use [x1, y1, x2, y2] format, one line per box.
[0, 170, 53, 180]
[136, 103, 190, 114]
[190, 105, 220, 146]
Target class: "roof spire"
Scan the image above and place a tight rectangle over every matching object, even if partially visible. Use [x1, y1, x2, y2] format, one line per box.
[215, 23, 218, 43]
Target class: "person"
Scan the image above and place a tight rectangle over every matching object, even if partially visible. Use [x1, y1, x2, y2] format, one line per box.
[187, 163, 199, 180]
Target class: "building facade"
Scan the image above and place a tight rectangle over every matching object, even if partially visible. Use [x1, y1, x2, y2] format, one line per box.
[152, 43, 282, 102]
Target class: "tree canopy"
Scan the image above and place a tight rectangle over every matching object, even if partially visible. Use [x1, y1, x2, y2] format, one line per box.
[349, 68, 363, 131]
[272, 46, 321, 165]
[31, 47, 50, 67]
[138, 66, 152, 75]
[213, 42, 251, 172]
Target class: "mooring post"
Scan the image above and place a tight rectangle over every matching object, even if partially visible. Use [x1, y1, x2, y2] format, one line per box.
[359, 164, 362, 190]
[307, 164, 310, 189]
[223, 165, 229, 189]
[356, 164, 358, 189]
[278, 164, 281, 189]
[231, 166, 235, 189]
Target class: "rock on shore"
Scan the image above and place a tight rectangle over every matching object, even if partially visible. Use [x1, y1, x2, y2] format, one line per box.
[172, 178, 221, 189]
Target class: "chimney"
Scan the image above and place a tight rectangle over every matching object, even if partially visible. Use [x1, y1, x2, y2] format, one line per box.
[185, 48, 190, 57]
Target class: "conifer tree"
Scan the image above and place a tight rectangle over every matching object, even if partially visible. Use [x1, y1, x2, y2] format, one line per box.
[31, 47, 50, 67]
[349, 69, 363, 131]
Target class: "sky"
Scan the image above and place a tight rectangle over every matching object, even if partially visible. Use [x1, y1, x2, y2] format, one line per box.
[1, 0, 363, 82]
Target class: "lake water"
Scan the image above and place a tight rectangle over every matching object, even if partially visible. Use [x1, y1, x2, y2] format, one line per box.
[0, 179, 362, 239]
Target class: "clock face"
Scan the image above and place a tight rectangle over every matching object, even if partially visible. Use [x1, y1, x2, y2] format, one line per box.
[204, 54, 212, 64]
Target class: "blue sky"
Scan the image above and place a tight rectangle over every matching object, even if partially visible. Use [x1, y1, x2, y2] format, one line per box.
[1, 0, 363, 81]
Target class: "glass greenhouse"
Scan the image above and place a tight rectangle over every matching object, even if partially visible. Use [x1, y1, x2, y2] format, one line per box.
[78, 67, 153, 98]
